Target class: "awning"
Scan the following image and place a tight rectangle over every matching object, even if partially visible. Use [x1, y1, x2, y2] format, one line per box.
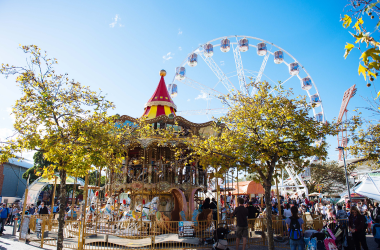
[229, 181, 264, 195]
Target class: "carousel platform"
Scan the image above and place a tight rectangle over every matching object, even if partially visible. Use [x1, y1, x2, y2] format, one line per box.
[29, 231, 202, 248]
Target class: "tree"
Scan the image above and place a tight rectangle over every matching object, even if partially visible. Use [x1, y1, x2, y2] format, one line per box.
[22, 151, 55, 183]
[88, 169, 106, 187]
[341, 1, 380, 169]
[348, 114, 380, 168]
[306, 161, 353, 194]
[0, 45, 132, 250]
[342, 0, 380, 89]
[184, 82, 337, 250]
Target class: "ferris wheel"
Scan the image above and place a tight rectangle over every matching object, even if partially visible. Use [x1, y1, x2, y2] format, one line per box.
[169, 35, 325, 123]
[168, 35, 326, 198]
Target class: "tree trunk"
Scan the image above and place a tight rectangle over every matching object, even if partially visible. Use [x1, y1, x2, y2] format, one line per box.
[264, 179, 274, 250]
[56, 169, 67, 250]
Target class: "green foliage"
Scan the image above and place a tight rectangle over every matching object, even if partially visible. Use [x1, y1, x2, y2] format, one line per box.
[342, 1, 380, 85]
[88, 170, 106, 187]
[22, 151, 55, 183]
[306, 161, 353, 194]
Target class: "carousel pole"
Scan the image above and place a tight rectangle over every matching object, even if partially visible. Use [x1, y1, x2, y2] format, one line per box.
[49, 175, 57, 231]
[276, 175, 283, 237]
[79, 174, 89, 250]
[50, 176, 57, 221]
[216, 169, 220, 225]
[71, 177, 76, 220]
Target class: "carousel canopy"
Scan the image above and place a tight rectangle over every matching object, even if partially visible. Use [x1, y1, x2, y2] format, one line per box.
[143, 70, 177, 120]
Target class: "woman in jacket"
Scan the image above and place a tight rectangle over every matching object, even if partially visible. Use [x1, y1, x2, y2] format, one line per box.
[348, 206, 368, 250]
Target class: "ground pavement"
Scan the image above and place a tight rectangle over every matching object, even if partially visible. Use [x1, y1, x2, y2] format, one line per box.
[0, 224, 378, 250]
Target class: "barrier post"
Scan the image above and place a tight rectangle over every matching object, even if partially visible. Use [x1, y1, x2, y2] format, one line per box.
[19, 187, 28, 240]
[40, 219, 45, 248]
[77, 220, 82, 250]
[49, 175, 57, 230]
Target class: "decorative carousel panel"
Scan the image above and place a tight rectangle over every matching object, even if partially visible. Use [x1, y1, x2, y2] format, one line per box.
[157, 181, 171, 192]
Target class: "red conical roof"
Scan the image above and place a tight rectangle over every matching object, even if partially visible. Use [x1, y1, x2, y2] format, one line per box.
[142, 71, 177, 120]
[146, 76, 176, 107]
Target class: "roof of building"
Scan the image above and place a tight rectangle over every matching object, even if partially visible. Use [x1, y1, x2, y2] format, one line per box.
[6, 158, 33, 169]
[142, 70, 176, 120]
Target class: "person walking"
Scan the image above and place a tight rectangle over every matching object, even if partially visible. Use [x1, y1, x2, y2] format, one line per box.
[373, 202, 380, 223]
[284, 203, 292, 219]
[29, 204, 35, 215]
[38, 202, 49, 215]
[0, 203, 10, 235]
[349, 206, 369, 250]
[286, 206, 305, 250]
[233, 197, 249, 250]
[11, 205, 19, 226]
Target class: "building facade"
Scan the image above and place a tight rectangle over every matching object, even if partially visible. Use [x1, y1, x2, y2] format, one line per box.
[0, 158, 33, 203]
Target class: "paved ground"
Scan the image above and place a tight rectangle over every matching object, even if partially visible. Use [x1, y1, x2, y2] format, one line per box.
[0, 224, 378, 250]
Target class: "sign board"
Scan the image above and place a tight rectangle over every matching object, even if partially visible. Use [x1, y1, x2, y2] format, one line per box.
[178, 221, 195, 238]
[20, 216, 30, 240]
[35, 218, 42, 238]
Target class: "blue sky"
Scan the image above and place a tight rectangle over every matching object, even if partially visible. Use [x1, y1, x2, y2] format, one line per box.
[0, 0, 377, 162]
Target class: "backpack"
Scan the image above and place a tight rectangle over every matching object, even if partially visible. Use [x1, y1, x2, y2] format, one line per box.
[289, 217, 302, 240]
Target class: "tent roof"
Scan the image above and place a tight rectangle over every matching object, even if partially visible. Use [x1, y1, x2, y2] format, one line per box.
[340, 173, 380, 202]
[229, 181, 264, 195]
[37, 174, 85, 185]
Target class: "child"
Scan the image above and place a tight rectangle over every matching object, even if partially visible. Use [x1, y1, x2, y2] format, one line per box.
[373, 220, 380, 248]
[365, 211, 373, 234]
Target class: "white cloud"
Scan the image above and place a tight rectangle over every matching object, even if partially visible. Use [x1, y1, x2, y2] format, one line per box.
[179, 47, 182, 51]
[163, 52, 173, 62]
[119, 24, 124, 27]
[220, 61, 225, 66]
[109, 14, 121, 28]
[187, 99, 191, 102]
[178, 29, 183, 35]
[195, 91, 211, 101]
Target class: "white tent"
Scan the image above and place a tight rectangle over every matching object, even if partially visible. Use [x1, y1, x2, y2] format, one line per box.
[339, 172, 380, 202]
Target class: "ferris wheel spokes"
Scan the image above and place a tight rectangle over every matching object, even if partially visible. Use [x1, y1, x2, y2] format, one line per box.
[198, 52, 236, 94]
[251, 52, 271, 96]
[232, 42, 248, 95]
[268, 75, 295, 95]
[179, 77, 225, 101]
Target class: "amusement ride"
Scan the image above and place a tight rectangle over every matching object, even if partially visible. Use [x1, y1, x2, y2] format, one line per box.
[22, 35, 327, 248]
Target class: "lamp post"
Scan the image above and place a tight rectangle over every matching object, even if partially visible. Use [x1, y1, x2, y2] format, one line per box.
[338, 146, 352, 205]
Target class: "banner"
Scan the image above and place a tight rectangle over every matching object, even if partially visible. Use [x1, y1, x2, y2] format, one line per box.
[178, 221, 195, 238]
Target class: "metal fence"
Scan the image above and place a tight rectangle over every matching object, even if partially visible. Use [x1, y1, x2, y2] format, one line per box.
[24, 215, 347, 249]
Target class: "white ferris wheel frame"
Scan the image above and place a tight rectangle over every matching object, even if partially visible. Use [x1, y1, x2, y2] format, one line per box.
[172, 35, 326, 198]
[173, 35, 325, 122]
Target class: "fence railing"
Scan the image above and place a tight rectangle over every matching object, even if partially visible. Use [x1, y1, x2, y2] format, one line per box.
[24, 215, 348, 249]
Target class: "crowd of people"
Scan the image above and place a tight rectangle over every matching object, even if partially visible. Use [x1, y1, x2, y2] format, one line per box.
[201, 194, 380, 250]
[0, 201, 81, 236]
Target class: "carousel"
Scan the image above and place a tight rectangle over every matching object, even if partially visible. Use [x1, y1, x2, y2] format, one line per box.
[77, 70, 219, 243]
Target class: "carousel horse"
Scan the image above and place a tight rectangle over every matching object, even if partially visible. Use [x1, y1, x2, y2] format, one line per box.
[117, 197, 159, 235]
[86, 191, 99, 222]
[101, 197, 115, 221]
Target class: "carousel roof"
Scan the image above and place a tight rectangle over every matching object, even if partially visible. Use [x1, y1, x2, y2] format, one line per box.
[142, 70, 177, 120]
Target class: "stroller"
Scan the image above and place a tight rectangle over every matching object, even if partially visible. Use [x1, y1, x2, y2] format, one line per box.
[212, 223, 230, 250]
